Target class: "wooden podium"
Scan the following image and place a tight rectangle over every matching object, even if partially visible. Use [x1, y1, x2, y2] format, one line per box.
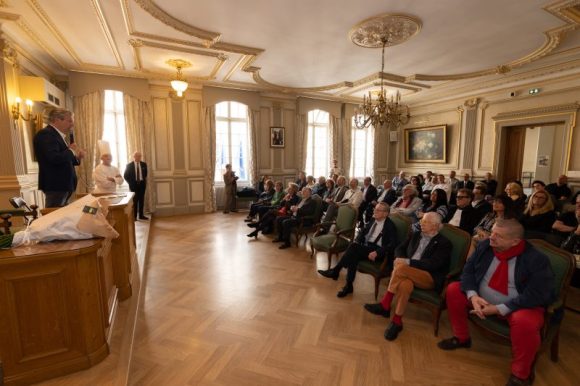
[0, 239, 110, 385]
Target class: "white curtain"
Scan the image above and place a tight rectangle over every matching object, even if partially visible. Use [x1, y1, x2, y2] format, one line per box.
[247, 109, 259, 188]
[296, 113, 308, 172]
[342, 116, 352, 179]
[202, 106, 217, 212]
[124, 94, 154, 212]
[72, 91, 104, 194]
[329, 115, 340, 168]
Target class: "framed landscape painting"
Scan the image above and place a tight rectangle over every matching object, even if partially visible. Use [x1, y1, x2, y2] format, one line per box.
[404, 125, 446, 163]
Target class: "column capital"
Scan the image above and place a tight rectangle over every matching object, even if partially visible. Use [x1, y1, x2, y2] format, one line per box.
[464, 98, 480, 109]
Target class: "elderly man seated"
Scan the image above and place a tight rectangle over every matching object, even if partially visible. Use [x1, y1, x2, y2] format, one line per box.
[364, 212, 451, 341]
[273, 187, 316, 249]
[438, 219, 554, 386]
[317, 202, 398, 297]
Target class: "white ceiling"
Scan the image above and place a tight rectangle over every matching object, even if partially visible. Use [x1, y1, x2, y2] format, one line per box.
[1, 0, 579, 102]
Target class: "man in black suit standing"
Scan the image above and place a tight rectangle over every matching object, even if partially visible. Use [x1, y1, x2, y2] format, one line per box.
[33, 108, 85, 207]
[124, 151, 148, 220]
[456, 173, 475, 191]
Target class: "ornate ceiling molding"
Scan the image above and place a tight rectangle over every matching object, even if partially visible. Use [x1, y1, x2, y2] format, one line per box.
[349, 13, 422, 48]
[90, 0, 124, 69]
[132, 0, 220, 46]
[493, 102, 579, 121]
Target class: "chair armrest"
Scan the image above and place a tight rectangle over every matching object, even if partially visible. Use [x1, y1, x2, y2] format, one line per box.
[336, 227, 355, 236]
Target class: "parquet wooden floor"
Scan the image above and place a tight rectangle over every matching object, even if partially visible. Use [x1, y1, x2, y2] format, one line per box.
[126, 213, 580, 386]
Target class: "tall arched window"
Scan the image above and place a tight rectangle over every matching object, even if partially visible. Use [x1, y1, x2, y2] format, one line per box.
[349, 117, 374, 179]
[305, 109, 329, 178]
[102, 90, 127, 174]
[215, 101, 250, 183]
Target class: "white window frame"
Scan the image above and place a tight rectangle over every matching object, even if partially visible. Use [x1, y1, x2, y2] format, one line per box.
[305, 109, 330, 178]
[214, 101, 250, 185]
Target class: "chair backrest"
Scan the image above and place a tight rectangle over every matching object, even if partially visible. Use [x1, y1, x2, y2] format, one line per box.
[311, 195, 324, 223]
[389, 213, 411, 245]
[528, 239, 575, 304]
[335, 205, 357, 232]
[438, 224, 471, 273]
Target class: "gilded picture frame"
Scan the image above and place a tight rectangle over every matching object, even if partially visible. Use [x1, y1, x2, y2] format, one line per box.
[404, 125, 446, 163]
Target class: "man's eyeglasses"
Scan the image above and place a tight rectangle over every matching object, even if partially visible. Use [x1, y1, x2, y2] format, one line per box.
[457, 195, 470, 199]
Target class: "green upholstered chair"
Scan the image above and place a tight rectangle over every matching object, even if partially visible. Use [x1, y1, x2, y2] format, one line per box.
[294, 194, 325, 246]
[310, 205, 358, 269]
[409, 224, 472, 336]
[357, 213, 412, 300]
[468, 239, 575, 363]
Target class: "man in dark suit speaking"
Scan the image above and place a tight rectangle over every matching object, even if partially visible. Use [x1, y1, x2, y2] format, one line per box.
[124, 151, 148, 220]
[33, 108, 85, 207]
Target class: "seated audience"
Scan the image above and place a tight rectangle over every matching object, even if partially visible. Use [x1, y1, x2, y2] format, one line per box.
[320, 178, 363, 228]
[295, 171, 307, 190]
[391, 184, 423, 218]
[317, 202, 398, 297]
[472, 185, 492, 219]
[257, 175, 270, 196]
[375, 179, 398, 206]
[364, 212, 451, 341]
[253, 181, 285, 221]
[546, 175, 572, 212]
[504, 182, 526, 216]
[520, 190, 556, 238]
[245, 179, 275, 222]
[247, 183, 300, 237]
[456, 173, 474, 191]
[311, 176, 327, 197]
[392, 171, 409, 195]
[438, 219, 554, 386]
[413, 188, 449, 231]
[273, 187, 316, 249]
[551, 194, 580, 248]
[472, 194, 516, 244]
[321, 178, 336, 211]
[305, 175, 316, 190]
[445, 188, 480, 234]
[483, 172, 498, 197]
[433, 174, 452, 202]
[92, 153, 123, 194]
[410, 175, 423, 197]
[359, 177, 378, 226]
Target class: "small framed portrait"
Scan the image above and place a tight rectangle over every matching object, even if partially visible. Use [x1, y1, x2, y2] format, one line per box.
[270, 126, 285, 148]
[404, 125, 447, 163]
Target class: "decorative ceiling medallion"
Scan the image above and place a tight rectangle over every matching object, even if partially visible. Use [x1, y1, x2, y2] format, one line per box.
[349, 13, 422, 48]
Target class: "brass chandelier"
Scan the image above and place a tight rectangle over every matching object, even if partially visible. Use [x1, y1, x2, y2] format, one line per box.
[350, 14, 421, 130]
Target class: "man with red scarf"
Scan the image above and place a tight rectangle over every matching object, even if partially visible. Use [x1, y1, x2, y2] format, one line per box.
[438, 219, 554, 386]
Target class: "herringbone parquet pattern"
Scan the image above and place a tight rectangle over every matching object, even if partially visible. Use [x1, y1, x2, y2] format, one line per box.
[126, 213, 580, 386]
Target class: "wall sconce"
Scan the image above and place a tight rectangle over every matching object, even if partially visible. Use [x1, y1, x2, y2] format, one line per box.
[12, 97, 36, 122]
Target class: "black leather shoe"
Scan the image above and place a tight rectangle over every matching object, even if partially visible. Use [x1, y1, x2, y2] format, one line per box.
[247, 223, 259, 228]
[317, 269, 339, 280]
[363, 303, 390, 318]
[505, 374, 531, 386]
[272, 238, 284, 243]
[384, 322, 403, 341]
[279, 243, 291, 249]
[437, 337, 472, 351]
[336, 285, 353, 298]
[244, 217, 254, 222]
[247, 230, 258, 239]
[139, 216, 149, 220]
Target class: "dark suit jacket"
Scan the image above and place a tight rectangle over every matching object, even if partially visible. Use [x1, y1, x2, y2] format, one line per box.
[456, 180, 474, 190]
[124, 161, 148, 191]
[33, 125, 80, 192]
[461, 239, 555, 312]
[333, 185, 349, 202]
[362, 184, 378, 203]
[378, 188, 398, 206]
[395, 232, 452, 291]
[445, 204, 480, 234]
[355, 218, 398, 260]
[293, 197, 316, 225]
[473, 199, 492, 220]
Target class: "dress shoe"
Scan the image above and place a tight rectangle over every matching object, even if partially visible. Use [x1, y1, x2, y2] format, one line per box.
[437, 336, 472, 351]
[278, 243, 291, 249]
[244, 217, 254, 222]
[384, 322, 403, 341]
[247, 230, 258, 239]
[247, 222, 259, 228]
[336, 285, 353, 298]
[505, 374, 532, 386]
[272, 238, 284, 243]
[139, 216, 149, 220]
[363, 303, 390, 318]
[317, 269, 339, 280]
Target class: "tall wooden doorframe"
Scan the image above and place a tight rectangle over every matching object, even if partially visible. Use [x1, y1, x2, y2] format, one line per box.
[491, 104, 578, 190]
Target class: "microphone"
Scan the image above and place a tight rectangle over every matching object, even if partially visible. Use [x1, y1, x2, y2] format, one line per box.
[69, 130, 75, 144]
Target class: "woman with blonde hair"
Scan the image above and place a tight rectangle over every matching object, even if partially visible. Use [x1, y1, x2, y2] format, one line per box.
[504, 182, 526, 216]
[521, 190, 556, 237]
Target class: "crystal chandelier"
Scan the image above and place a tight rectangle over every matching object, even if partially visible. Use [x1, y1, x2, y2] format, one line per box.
[167, 59, 191, 97]
[350, 14, 421, 130]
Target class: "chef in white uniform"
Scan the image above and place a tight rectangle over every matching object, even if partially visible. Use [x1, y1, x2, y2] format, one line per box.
[92, 140, 123, 194]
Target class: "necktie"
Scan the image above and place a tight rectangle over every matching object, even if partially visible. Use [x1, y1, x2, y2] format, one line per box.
[136, 162, 141, 181]
[365, 222, 377, 244]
